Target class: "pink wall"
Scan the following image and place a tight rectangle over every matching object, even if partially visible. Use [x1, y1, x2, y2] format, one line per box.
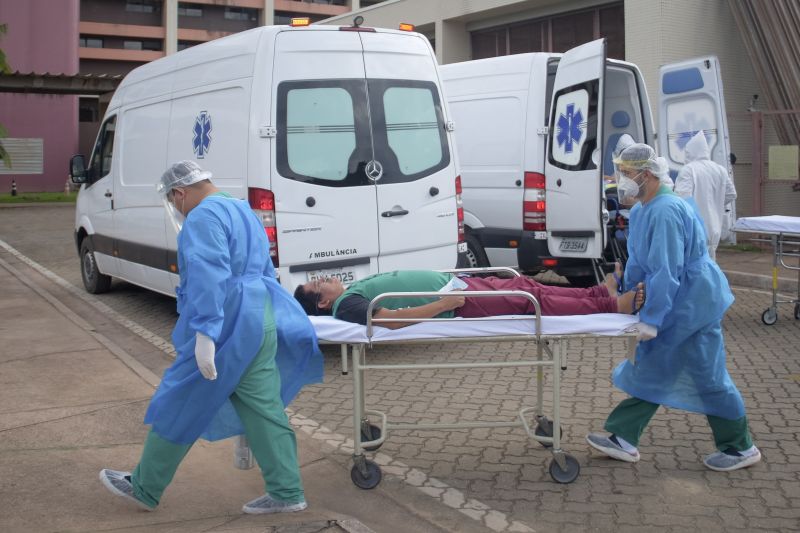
[0, 0, 79, 192]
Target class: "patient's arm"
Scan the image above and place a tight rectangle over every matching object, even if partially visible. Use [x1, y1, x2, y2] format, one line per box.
[372, 296, 465, 329]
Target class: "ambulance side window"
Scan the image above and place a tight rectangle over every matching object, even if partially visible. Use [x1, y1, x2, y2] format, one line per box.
[88, 115, 117, 182]
[276, 80, 371, 187]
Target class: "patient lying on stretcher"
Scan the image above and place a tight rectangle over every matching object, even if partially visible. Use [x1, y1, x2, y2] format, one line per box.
[294, 267, 645, 330]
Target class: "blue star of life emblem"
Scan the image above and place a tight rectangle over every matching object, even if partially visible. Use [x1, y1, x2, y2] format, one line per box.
[556, 103, 584, 154]
[193, 111, 212, 159]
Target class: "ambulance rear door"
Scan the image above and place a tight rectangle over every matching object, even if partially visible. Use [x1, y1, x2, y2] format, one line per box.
[545, 38, 607, 259]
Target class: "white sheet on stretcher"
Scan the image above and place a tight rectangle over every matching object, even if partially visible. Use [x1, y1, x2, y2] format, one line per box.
[310, 314, 641, 344]
[734, 215, 800, 235]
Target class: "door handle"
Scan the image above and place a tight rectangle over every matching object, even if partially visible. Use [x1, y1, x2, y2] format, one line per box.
[104, 190, 112, 198]
[381, 209, 409, 218]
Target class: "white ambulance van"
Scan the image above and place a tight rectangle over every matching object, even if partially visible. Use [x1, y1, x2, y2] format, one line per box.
[70, 22, 467, 296]
[441, 39, 730, 285]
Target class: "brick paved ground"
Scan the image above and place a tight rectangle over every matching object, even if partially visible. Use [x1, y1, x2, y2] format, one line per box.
[2, 206, 798, 532]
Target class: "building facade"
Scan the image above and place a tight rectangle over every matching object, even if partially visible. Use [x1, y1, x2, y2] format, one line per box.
[320, 0, 789, 218]
[0, 0, 382, 191]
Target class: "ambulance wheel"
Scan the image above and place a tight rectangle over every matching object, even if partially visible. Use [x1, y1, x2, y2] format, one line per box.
[535, 417, 563, 448]
[761, 308, 778, 325]
[465, 234, 489, 268]
[794, 303, 800, 320]
[360, 423, 382, 452]
[80, 240, 112, 294]
[549, 454, 580, 484]
[350, 460, 382, 489]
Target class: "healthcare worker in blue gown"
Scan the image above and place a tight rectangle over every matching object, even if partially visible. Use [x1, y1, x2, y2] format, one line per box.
[99, 161, 323, 513]
[586, 144, 761, 472]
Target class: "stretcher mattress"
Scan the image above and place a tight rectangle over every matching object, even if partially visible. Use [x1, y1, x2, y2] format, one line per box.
[733, 215, 800, 235]
[310, 314, 641, 344]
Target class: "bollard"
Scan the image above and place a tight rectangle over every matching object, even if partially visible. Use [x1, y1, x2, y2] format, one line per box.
[233, 434, 254, 469]
[11, 178, 17, 196]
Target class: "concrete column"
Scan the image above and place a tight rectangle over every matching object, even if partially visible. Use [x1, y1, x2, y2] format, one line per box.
[163, 0, 178, 55]
[261, 0, 274, 26]
[435, 19, 471, 65]
[351, 0, 360, 11]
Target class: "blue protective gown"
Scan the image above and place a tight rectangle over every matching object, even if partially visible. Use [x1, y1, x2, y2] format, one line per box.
[144, 194, 323, 445]
[613, 187, 745, 420]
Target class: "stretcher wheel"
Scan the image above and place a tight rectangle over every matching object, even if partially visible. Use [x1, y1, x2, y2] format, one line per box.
[534, 417, 563, 448]
[761, 308, 778, 325]
[794, 303, 800, 320]
[549, 454, 580, 484]
[350, 459, 382, 489]
[360, 423, 382, 452]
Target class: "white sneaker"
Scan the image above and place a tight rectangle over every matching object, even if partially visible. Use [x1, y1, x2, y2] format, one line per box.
[242, 494, 308, 514]
[99, 469, 155, 511]
[703, 447, 761, 472]
[586, 433, 640, 463]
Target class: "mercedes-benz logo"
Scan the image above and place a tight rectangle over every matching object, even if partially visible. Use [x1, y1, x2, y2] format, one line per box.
[365, 160, 383, 181]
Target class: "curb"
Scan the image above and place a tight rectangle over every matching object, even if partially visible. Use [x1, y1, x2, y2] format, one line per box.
[722, 268, 797, 294]
[0, 202, 76, 208]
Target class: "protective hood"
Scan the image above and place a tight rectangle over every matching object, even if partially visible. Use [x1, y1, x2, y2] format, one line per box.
[684, 131, 711, 163]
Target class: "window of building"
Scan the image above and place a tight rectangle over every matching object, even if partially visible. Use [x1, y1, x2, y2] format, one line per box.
[471, 3, 625, 60]
[178, 41, 197, 51]
[125, 0, 159, 13]
[79, 37, 104, 48]
[178, 3, 203, 17]
[224, 7, 257, 21]
[79, 98, 100, 123]
[124, 40, 161, 51]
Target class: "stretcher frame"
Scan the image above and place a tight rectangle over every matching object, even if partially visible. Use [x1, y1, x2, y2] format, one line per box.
[316, 267, 638, 488]
[733, 221, 800, 325]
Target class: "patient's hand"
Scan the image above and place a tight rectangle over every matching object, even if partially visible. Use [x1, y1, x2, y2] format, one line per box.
[439, 294, 465, 310]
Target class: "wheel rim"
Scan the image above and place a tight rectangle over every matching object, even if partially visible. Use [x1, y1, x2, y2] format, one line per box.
[464, 246, 479, 268]
[83, 251, 96, 284]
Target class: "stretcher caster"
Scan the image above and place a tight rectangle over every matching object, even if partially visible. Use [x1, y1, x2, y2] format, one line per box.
[549, 453, 580, 484]
[534, 416, 563, 448]
[794, 303, 800, 320]
[761, 308, 778, 325]
[351, 457, 382, 489]
[360, 422, 382, 452]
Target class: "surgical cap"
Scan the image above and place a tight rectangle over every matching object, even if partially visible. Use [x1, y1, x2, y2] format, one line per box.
[613, 143, 669, 180]
[157, 160, 212, 196]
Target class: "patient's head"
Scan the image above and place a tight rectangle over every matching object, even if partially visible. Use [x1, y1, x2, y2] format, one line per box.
[293, 277, 346, 316]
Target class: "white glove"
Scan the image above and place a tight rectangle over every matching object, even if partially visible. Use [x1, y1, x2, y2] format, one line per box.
[195, 332, 217, 380]
[636, 322, 658, 341]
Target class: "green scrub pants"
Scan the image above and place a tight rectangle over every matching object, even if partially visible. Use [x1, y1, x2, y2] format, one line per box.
[604, 397, 753, 452]
[130, 304, 304, 509]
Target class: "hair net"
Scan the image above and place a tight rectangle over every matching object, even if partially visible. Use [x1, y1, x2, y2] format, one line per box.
[156, 160, 212, 196]
[613, 143, 669, 179]
[612, 133, 636, 159]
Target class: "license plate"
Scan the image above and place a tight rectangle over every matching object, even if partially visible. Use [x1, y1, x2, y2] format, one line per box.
[457, 241, 468, 253]
[534, 231, 547, 240]
[306, 268, 357, 285]
[559, 238, 587, 252]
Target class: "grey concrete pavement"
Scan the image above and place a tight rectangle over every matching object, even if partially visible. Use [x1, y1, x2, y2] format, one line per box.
[0, 248, 490, 533]
[1, 205, 799, 532]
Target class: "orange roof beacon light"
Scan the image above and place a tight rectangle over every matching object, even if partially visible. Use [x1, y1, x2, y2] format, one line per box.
[399, 22, 415, 32]
[290, 17, 310, 27]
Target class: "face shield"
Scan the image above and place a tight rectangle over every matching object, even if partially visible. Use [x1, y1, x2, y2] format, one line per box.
[612, 144, 658, 206]
[156, 160, 212, 233]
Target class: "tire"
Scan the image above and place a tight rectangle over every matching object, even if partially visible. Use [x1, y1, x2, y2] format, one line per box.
[350, 459, 382, 490]
[80, 239, 112, 294]
[464, 233, 489, 268]
[549, 454, 580, 484]
[761, 308, 778, 326]
[794, 303, 800, 320]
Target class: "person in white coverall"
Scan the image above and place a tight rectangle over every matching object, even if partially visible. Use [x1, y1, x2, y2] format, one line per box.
[674, 131, 737, 260]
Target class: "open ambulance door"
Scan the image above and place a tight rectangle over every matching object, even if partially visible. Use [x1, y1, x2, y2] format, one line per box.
[545, 38, 607, 259]
[658, 56, 736, 241]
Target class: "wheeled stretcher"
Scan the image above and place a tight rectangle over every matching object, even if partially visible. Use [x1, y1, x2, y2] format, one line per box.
[733, 215, 800, 325]
[309, 268, 640, 488]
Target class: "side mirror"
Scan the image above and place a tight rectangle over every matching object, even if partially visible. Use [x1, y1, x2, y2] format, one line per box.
[70, 155, 88, 184]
